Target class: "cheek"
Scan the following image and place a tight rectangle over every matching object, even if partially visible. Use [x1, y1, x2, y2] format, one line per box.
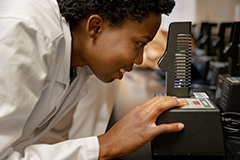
[91, 47, 138, 82]
[96, 34, 138, 68]
[114, 49, 137, 67]
[104, 44, 136, 66]
[114, 42, 139, 61]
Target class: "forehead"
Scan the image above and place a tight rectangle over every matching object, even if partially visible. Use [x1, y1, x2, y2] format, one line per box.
[117, 13, 162, 40]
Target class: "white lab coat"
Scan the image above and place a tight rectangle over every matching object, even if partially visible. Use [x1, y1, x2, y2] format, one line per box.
[69, 75, 119, 139]
[0, 0, 99, 159]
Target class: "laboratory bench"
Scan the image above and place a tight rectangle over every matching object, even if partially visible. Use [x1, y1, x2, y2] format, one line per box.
[107, 67, 240, 160]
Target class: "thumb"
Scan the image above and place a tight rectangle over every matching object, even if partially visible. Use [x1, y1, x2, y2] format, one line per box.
[154, 123, 185, 136]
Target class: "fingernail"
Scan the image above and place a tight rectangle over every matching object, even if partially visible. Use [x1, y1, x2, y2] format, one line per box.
[178, 123, 184, 130]
[177, 98, 187, 105]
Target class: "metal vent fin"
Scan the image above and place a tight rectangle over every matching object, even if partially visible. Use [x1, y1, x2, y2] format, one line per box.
[174, 34, 191, 88]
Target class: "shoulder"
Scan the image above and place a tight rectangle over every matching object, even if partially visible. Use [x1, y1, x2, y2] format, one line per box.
[0, 0, 65, 42]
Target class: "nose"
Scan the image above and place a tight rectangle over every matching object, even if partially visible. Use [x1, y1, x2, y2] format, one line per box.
[134, 50, 144, 65]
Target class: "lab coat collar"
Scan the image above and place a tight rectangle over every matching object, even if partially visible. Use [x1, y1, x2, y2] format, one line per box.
[55, 16, 72, 85]
[48, 0, 60, 16]
[78, 65, 93, 77]
[49, 0, 93, 85]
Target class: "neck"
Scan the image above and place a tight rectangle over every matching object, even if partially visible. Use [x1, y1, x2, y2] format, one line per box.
[70, 27, 87, 67]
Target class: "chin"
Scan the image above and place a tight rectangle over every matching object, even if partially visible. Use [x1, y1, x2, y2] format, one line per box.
[104, 78, 115, 83]
[97, 76, 114, 83]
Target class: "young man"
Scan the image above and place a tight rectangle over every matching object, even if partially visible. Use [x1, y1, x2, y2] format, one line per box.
[0, 0, 187, 159]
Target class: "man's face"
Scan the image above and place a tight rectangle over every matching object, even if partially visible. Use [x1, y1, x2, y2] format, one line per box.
[72, 13, 161, 83]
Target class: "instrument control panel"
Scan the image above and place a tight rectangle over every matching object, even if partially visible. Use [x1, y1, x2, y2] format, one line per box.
[180, 98, 214, 109]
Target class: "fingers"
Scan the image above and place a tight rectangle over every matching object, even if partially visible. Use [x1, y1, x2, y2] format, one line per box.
[175, 98, 188, 106]
[154, 123, 185, 136]
[145, 97, 186, 137]
[149, 96, 187, 118]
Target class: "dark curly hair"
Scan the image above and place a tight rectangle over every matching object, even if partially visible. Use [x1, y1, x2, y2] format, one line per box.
[57, 0, 175, 27]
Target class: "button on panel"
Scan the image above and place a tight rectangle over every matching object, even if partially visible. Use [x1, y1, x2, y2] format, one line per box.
[193, 101, 200, 105]
[180, 98, 214, 109]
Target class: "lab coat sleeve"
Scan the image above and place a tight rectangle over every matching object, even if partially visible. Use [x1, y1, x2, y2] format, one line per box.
[0, 18, 99, 160]
[9, 136, 99, 160]
[0, 17, 47, 159]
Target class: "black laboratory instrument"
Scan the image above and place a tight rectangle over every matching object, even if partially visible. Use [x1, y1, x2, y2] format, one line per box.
[157, 22, 191, 98]
[206, 22, 232, 86]
[152, 22, 225, 160]
[224, 22, 240, 76]
[194, 22, 217, 55]
[215, 22, 240, 113]
[192, 22, 217, 83]
[212, 22, 232, 62]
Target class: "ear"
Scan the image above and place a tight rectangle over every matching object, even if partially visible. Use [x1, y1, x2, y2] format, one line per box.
[86, 15, 104, 39]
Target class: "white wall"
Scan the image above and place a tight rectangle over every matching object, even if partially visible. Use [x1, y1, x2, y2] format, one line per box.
[161, 0, 240, 32]
[161, 0, 197, 31]
[196, 0, 240, 23]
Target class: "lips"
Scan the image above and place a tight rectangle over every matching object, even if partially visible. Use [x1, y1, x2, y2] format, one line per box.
[118, 67, 133, 80]
[119, 68, 126, 80]
[120, 68, 126, 75]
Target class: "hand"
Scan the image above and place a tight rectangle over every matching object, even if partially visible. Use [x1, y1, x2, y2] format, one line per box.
[98, 96, 187, 160]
